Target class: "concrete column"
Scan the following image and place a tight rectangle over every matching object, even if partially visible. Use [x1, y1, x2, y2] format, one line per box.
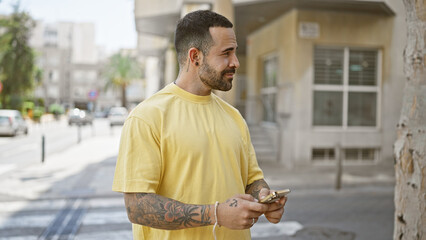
[212, 0, 237, 106]
[213, 0, 234, 23]
[145, 57, 160, 98]
[181, 2, 211, 17]
[164, 43, 178, 85]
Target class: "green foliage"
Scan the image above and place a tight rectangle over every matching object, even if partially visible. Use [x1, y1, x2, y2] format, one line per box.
[48, 103, 64, 115]
[104, 53, 141, 87]
[9, 94, 22, 109]
[0, 5, 37, 109]
[22, 100, 34, 110]
[104, 53, 141, 107]
[32, 106, 44, 121]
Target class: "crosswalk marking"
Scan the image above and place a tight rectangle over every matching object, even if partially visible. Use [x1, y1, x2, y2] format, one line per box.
[74, 230, 132, 240]
[251, 220, 303, 238]
[0, 214, 55, 229]
[87, 198, 124, 208]
[0, 164, 16, 176]
[0, 236, 38, 240]
[0, 197, 303, 240]
[82, 211, 128, 225]
[0, 200, 66, 213]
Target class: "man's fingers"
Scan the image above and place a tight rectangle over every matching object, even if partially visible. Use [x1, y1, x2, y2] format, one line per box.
[248, 201, 269, 213]
[258, 188, 271, 200]
[265, 208, 285, 223]
[280, 196, 287, 205]
[263, 196, 286, 211]
[273, 206, 285, 215]
[226, 194, 268, 213]
[264, 196, 287, 224]
[237, 194, 256, 202]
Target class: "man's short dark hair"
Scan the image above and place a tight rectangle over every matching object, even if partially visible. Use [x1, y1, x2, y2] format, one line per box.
[174, 10, 233, 67]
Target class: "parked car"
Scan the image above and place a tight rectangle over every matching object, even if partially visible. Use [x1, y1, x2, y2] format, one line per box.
[94, 109, 109, 118]
[68, 108, 93, 126]
[0, 110, 28, 136]
[108, 107, 128, 126]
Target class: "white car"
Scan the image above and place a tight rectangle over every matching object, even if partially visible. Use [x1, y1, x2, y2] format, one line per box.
[0, 110, 28, 136]
[68, 108, 93, 126]
[108, 107, 128, 126]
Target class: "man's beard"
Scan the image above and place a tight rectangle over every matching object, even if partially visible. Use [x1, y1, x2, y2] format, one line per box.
[199, 61, 235, 91]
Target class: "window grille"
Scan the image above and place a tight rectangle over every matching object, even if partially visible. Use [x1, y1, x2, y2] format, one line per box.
[313, 47, 379, 128]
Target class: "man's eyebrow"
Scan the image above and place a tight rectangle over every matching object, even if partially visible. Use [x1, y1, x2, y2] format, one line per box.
[222, 46, 238, 53]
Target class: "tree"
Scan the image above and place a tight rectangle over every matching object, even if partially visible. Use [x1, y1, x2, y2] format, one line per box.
[104, 53, 141, 108]
[394, 1, 425, 239]
[0, 4, 36, 109]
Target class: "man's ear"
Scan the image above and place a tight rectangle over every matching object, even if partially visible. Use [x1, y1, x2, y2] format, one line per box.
[188, 47, 203, 66]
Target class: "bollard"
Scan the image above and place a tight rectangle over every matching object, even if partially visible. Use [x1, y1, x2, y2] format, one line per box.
[335, 144, 342, 190]
[77, 123, 82, 143]
[41, 134, 45, 163]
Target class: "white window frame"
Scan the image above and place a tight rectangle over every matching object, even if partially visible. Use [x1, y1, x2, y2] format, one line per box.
[343, 147, 379, 164]
[261, 53, 279, 125]
[313, 46, 382, 132]
[311, 147, 380, 165]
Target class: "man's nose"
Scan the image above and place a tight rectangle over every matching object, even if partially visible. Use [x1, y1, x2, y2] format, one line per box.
[230, 54, 240, 69]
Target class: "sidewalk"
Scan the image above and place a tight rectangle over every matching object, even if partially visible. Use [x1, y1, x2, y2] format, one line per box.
[257, 161, 395, 240]
[260, 160, 395, 192]
[0, 132, 395, 240]
[0, 132, 121, 201]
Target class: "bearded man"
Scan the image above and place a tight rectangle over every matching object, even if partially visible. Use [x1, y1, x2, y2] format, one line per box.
[112, 10, 287, 240]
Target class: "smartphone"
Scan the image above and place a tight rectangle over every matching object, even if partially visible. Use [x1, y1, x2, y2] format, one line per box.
[259, 189, 291, 204]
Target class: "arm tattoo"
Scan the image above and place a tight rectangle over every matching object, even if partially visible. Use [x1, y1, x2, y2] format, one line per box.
[245, 179, 270, 200]
[124, 193, 212, 230]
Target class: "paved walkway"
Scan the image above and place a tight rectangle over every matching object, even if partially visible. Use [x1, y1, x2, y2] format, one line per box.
[0, 131, 396, 240]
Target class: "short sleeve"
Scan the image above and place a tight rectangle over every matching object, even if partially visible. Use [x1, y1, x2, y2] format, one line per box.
[112, 116, 162, 193]
[245, 124, 264, 185]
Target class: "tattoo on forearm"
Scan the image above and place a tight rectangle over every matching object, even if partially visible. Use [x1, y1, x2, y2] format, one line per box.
[245, 179, 270, 199]
[125, 193, 212, 230]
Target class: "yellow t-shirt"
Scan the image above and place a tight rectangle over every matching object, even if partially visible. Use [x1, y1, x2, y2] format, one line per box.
[112, 83, 264, 239]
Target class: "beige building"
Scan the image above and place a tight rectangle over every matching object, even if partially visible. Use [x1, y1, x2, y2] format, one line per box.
[134, 0, 406, 167]
[30, 21, 119, 111]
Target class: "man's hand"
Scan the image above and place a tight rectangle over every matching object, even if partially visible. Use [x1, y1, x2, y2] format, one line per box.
[258, 188, 287, 224]
[217, 194, 268, 229]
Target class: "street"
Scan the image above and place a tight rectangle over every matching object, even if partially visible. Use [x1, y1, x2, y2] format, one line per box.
[0, 120, 395, 240]
[0, 118, 115, 175]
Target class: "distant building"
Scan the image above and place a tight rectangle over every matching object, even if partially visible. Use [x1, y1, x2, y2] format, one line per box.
[134, 0, 405, 167]
[30, 21, 120, 112]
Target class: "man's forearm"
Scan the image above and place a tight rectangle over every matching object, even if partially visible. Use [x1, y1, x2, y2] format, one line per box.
[124, 193, 213, 230]
[245, 179, 270, 199]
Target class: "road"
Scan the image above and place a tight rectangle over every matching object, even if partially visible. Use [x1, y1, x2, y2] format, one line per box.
[0, 118, 114, 176]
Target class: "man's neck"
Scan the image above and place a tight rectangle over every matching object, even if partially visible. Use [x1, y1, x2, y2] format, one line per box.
[175, 72, 211, 96]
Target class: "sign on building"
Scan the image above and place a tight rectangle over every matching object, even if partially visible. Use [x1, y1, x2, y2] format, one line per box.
[299, 22, 320, 39]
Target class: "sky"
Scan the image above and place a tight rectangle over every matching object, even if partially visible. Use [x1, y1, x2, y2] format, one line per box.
[0, 0, 137, 54]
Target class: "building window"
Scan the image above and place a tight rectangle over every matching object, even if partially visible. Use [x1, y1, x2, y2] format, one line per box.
[312, 148, 377, 162]
[261, 54, 278, 123]
[312, 148, 335, 161]
[313, 47, 380, 127]
[44, 28, 58, 47]
[48, 70, 56, 84]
